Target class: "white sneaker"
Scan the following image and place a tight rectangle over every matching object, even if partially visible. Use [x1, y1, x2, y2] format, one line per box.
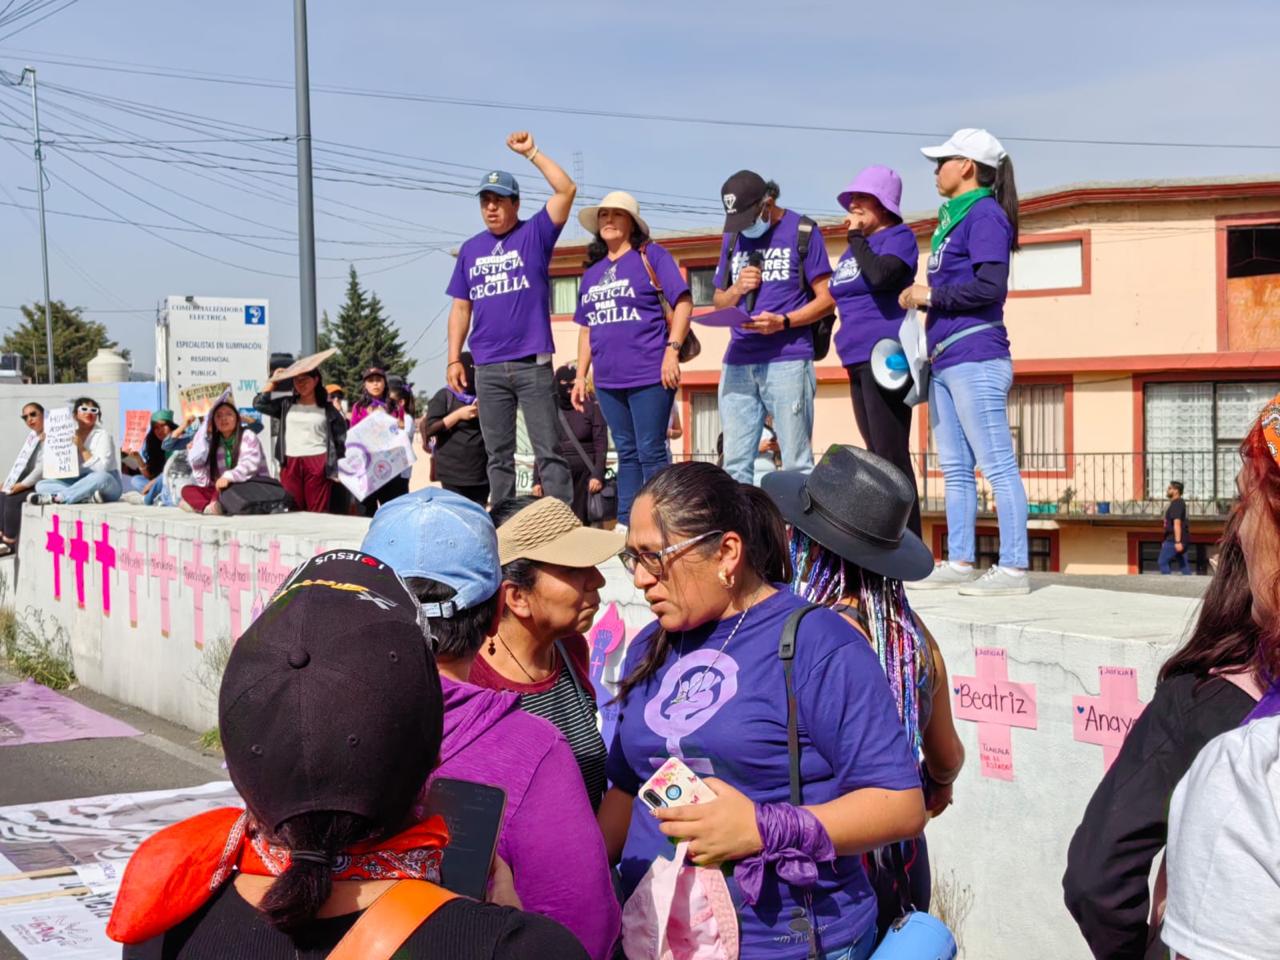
[90, 490, 105, 504]
[958, 565, 1031, 597]
[120, 491, 146, 505]
[204, 501, 224, 516]
[913, 562, 979, 590]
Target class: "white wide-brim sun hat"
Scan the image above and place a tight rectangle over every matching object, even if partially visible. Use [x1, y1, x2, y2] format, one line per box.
[577, 190, 651, 239]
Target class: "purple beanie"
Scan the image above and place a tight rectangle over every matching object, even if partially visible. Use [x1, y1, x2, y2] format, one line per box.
[837, 165, 903, 220]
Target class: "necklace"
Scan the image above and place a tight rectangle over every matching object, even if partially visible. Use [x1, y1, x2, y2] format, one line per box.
[670, 589, 762, 706]
[496, 633, 552, 684]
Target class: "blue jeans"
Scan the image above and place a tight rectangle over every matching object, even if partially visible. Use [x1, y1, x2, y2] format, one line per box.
[929, 358, 1028, 568]
[822, 926, 875, 960]
[595, 382, 674, 525]
[35, 469, 123, 504]
[719, 359, 815, 485]
[1159, 540, 1191, 574]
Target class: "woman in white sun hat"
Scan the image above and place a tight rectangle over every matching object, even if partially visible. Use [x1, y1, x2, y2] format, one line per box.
[899, 128, 1031, 598]
[570, 191, 693, 526]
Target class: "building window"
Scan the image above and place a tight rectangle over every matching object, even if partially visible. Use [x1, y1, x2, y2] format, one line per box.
[1009, 239, 1083, 292]
[688, 267, 717, 307]
[1226, 225, 1280, 278]
[940, 531, 1054, 572]
[689, 390, 721, 463]
[1144, 380, 1280, 500]
[549, 275, 580, 315]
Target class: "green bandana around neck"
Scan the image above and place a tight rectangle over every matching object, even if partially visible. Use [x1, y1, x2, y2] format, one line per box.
[931, 187, 994, 253]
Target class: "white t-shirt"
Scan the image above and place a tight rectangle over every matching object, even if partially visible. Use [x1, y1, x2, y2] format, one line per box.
[1164, 712, 1280, 960]
[284, 404, 328, 458]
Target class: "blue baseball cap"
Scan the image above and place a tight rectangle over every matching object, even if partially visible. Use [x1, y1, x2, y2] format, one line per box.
[477, 169, 519, 198]
[361, 488, 500, 617]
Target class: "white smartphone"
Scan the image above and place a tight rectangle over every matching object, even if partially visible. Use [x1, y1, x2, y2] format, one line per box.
[639, 757, 718, 811]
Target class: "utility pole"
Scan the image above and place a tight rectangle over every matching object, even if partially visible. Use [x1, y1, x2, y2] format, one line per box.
[293, 0, 318, 355]
[18, 67, 55, 384]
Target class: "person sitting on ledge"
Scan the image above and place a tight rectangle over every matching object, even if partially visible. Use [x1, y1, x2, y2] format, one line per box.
[180, 395, 269, 516]
[31, 396, 122, 505]
[0, 402, 44, 554]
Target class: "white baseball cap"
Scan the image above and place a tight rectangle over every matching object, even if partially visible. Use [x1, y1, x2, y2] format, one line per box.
[921, 128, 1008, 169]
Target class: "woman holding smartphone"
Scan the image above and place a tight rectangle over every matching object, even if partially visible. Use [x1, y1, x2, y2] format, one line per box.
[599, 462, 926, 960]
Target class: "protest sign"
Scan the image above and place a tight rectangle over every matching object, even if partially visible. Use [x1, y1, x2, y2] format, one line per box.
[271, 348, 338, 385]
[3, 432, 40, 491]
[42, 409, 79, 480]
[120, 411, 150, 453]
[336, 409, 414, 500]
[177, 383, 231, 420]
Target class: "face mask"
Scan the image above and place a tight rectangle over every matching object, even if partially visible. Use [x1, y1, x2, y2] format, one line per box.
[740, 214, 770, 239]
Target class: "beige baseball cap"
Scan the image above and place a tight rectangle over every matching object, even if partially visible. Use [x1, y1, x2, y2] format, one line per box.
[496, 496, 624, 567]
[577, 190, 651, 239]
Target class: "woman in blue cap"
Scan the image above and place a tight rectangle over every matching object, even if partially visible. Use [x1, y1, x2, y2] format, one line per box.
[829, 165, 922, 535]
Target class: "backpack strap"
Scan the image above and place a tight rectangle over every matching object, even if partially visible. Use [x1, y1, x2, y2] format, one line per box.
[717, 233, 740, 290]
[327, 879, 457, 960]
[778, 603, 823, 805]
[796, 217, 818, 303]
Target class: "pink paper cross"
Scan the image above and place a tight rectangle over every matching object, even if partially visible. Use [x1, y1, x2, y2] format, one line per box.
[67, 520, 90, 610]
[182, 541, 214, 650]
[217, 539, 252, 641]
[148, 534, 179, 638]
[118, 527, 145, 627]
[45, 515, 65, 601]
[93, 523, 116, 615]
[1073, 666, 1147, 771]
[951, 647, 1038, 781]
[256, 540, 292, 602]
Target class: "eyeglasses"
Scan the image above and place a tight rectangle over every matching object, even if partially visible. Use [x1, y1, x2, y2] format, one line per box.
[618, 530, 723, 578]
[76, 405, 100, 416]
[934, 156, 963, 172]
[19, 411, 39, 421]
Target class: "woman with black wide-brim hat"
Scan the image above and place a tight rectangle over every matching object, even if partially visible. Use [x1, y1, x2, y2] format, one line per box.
[763, 444, 965, 939]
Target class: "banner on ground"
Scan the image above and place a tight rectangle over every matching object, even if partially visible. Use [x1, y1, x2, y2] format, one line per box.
[336, 409, 414, 501]
[0, 682, 140, 747]
[42, 409, 79, 480]
[177, 383, 232, 421]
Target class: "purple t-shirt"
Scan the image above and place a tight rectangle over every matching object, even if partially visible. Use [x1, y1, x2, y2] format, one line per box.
[925, 195, 1012, 372]
[830, 223, 920, 367]
[713, 210, 833, 366]
[446, 207, 564, 365]
[573, 243, 690, 390]
[607, 589, 920, 959]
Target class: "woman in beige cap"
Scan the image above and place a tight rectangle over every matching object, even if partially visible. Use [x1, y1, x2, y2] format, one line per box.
[569, 191, 694, 527]
[468, 495, 624, 810]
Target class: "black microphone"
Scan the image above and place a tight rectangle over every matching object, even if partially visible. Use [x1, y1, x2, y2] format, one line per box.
[744, 250, 765, 314]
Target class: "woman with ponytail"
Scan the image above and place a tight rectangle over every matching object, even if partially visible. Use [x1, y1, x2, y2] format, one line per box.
[109, 551, 586, 960]
[600, 461, 925, 960]
[901, 128, 1031, 597]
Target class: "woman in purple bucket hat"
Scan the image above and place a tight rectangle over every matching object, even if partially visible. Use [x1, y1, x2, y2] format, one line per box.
[828, 165, 922, 534]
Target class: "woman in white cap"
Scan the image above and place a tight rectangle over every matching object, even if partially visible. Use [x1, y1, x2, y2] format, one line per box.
[569, 191, 693, 527]
[899, 128, 1030, 597]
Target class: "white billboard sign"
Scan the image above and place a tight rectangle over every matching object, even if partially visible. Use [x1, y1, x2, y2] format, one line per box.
[161, 297, 270, 415]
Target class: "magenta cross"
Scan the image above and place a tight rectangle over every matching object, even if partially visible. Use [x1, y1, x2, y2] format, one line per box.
[67, 520, 91, 610]
[45, 515, 65, 601]
[149, 534, 178, 638]
[118, 526, 145, 627]
[182, 541, 214, 650]
[1072, 667, 1147, 771]
[93, 523, 116, 616]
[217, 539, 252, 641]
[951, 647, 1039, 781]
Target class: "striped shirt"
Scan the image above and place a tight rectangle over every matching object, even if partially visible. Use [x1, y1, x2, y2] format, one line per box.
[519, 660, 607, 811]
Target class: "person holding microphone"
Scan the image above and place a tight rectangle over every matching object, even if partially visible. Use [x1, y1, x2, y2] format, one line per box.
[900, 128, 1029, 596]
[570, 191, 692, 525]
[712, 171, 834, 485]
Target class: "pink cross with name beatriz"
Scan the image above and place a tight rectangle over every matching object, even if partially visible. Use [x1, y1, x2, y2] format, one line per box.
[45, 515, 65, 601]
[217, 539, 252, 641]
[1073, 666, 1147, 772]
[148, 534, 179, 638]
[93, 523, 116, 615]
[951, 647, 1038, 781]
[118, 526, 145, 627]
[68, 520, 90, 610]
[182, 541, 214, 649]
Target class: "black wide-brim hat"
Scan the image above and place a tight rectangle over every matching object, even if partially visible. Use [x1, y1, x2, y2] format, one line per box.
[763, 444, 934, 582]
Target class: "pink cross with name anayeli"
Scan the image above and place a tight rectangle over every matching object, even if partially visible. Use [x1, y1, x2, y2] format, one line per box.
[118, 527, 145, 627]
[68, 520, 90, 610]
[182, 541, 214, 650]
[148, 534, 178, 638]
[951, 647, 1038, 781]
[93, 523, 116, 616]
[1073, 666, 1147, 772]
[217, 539, 252, 641]
[45, 515, 65, 601]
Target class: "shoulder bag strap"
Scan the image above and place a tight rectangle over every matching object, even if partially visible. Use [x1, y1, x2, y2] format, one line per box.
[553, 638, 595, 713]
[929, 322, 1003, 364]
[556, 410, 601, 482]
[778, 603, 822, 806]
[327, 879, 457, 960]
[796, 217, 817, 302]
[638, 242, 673, 320]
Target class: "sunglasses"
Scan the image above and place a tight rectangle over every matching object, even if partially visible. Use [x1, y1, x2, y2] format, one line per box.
[934, 156, 964, 172]
[20, 411, 39, 421]
[76, 405, 100, 416]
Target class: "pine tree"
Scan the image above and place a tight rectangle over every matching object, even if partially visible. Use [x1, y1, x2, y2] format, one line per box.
[325, 266, 414, 397]
[0, 301, 130, 383]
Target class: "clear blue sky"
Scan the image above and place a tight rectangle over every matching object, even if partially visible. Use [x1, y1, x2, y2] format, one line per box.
[0, 0, 1275, 389]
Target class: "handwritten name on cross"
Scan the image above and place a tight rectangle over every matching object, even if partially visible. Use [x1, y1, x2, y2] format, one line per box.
[256, 540, 291, 601]
[93, 523, 116, 615]
[217, 539, 252, 641]
[182, 541, 214, 650]
[118, 527, 145, 627]
[45, 515, 65, 600]
[68, 520, 90, 609]
[148, 534, 178, 638]
[1073, 666, 1147, 772]
[951, 647, 1038, 781]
